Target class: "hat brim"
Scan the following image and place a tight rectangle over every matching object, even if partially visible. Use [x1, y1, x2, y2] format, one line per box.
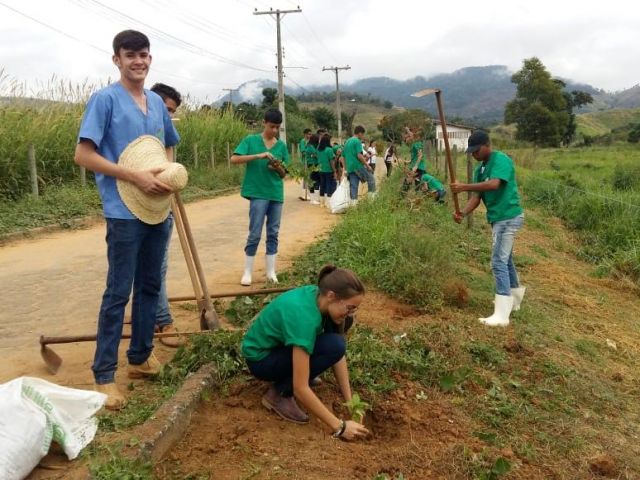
[117, 135, 172, 225]
[466, 144, 482, 154]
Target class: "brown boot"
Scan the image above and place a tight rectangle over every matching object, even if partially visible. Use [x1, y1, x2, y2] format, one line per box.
[261, 385, 309, 424]
[95, 382, 127, 411]
[127, 353, 162, 379]
[158, 324, 185, 348]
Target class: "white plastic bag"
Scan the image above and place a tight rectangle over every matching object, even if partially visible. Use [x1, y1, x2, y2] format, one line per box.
[0, 377, 106, 480]
[330, 177, 351, 214]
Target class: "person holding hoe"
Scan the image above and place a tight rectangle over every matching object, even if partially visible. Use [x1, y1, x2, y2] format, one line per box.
[450, 130, 525, 326]
[241, 265, 370, 441]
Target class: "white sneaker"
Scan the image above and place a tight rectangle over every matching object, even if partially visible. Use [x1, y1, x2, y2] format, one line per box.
[241, 255, 255, 286]
[511, 287, 526, 311]
[310, 192, 320, 205]
[479, 294, 513, 327]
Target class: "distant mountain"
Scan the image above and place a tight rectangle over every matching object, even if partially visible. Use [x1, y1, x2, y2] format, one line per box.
[225, 66, 640, 126]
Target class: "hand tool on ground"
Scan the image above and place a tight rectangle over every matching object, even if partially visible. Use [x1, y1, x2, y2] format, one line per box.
[410, 88, 461, 214]
[40, 330, 209, 375]
[168, 286, 292, 303]
[171, 191, 220, 331]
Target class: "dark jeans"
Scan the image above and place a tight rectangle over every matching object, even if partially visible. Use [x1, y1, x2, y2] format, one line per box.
[93, 217, 171, 384]
[309, 170, 321, 193]
[384, 161, 393, 177]
[246, 333, 346, 397]
[245, 198, 283, 256]
[319, 172, 337, 197]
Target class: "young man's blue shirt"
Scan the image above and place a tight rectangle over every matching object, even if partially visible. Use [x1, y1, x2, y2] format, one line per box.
[78, 82, 180, 219]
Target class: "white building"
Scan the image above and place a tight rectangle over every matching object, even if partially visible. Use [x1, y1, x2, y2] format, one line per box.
[435, 121, 474, 152]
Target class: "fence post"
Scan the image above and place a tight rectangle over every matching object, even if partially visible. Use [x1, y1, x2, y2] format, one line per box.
[79, 166, 86, 187]
[193, 144, 199, 168]
[28, 143, 39, 197]
[466, 152, 473, 229]
[227, 142, 231, 168]
[210, 145, 215, 169]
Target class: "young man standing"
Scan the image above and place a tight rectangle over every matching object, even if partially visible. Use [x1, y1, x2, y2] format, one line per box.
[404, 128, 427, 189]
[451, 130, 525, 326]
[150, 83, 183, 348]
[231, 109, 289, 286]
[343, 125, 376, 205]
[74, 30, 180, 409]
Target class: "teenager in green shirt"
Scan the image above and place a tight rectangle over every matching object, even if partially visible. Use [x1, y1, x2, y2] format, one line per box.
[403, 127, 427, 190]
[242, 265, 370, 441]
[420, 173, 447, 203]
[304, 134, 321, 204]
[451, 130, 525, 326]
[298, 128, 312, 201]
[317, 133, 338, 206]
[344, 125, 376, 205]
[231, 109, 289, 286]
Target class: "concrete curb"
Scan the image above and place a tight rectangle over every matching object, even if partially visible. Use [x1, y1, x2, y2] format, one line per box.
[131, 363, 218, 462]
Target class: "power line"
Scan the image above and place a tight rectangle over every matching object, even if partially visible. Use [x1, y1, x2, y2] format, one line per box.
[0, 1, 229, 91]
[301, 11, 337, 64]
[322, 65, 351, 143]
[76, 0, 271, 72]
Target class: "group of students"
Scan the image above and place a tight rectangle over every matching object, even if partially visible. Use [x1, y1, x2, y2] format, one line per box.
[73, 29, 525, 442]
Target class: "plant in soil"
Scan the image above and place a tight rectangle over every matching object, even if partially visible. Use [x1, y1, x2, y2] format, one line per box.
[343, 392, 370, 423]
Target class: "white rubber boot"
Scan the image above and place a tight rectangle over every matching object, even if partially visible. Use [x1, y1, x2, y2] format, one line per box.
[240, 255, 255, 286]
[368, 191, 377, 200]
[511, 287, 526, 311]
[310, 191, 320, 205]
[479, 294, 513, 327]
[349, 198, 358, 207]
[319, 195, 325, 207]
[266, 254, 278, 283]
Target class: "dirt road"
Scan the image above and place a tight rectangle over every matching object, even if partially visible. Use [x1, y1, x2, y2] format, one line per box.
[0, 181, 338, 387]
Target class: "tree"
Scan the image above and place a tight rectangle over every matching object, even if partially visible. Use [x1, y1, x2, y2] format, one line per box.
[236, 101, 260, 124]
[261, 87, 277, 108]
[310, 107, 336, 131]
[505, 57, 591, 147]
[377, 109, 432, 144]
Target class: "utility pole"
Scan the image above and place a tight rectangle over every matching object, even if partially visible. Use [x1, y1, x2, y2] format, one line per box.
[323, 65, 350, 143]
[254, 7, 302, 144]
[222, 88, 239, 113]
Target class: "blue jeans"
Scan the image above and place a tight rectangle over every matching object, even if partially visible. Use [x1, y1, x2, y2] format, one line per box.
[246, 333, 346, 397]
[156, 215, 173, 328]
[93, 218, 171, 384]
[348, 166, 376, 200]
[245, 198, 283, 256]
[491, 214, 524, 296]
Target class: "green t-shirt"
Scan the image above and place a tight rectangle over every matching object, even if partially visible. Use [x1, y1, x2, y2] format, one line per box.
[304, 144, 318, 166]
[317, 147, 335, 173]
[473, 150, 523, 224]
[241, 285, 323, 361]
[410, 141, 426, 171]
[421, 173, 444, 191]
[343, 136, 364, 173]
[234, 134, 290, 202]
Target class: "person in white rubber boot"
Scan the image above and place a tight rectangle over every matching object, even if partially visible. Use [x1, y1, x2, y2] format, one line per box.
[344, 126, 376, 206]
[231, 109, 289, 286]
[451, 130, 525, 327]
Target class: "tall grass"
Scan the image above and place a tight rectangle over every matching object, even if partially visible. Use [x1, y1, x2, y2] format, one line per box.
[0, 71, 247, 201]
[512, 145, 640, 282]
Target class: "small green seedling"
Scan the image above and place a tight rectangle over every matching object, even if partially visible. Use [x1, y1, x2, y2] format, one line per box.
[343, 393, 370, 423]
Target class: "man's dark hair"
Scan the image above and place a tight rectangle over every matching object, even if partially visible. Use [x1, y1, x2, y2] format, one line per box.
[317, 128, 327, 135]
[303, 128, 312, 134]
[318, 133, 331, 151]
[264, 108, 283, 124]
[113, 30, 150, 55]
[150, 83, 182, 107]
[354, 125, 365, 135]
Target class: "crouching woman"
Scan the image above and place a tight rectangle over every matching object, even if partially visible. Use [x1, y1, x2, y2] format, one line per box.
[241, 265, 370, 441]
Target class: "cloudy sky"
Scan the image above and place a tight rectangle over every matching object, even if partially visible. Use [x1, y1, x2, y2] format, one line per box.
[1, 0, 639, 104]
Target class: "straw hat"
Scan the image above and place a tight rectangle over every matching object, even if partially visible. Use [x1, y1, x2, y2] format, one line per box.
[117, 135, 188, 224]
